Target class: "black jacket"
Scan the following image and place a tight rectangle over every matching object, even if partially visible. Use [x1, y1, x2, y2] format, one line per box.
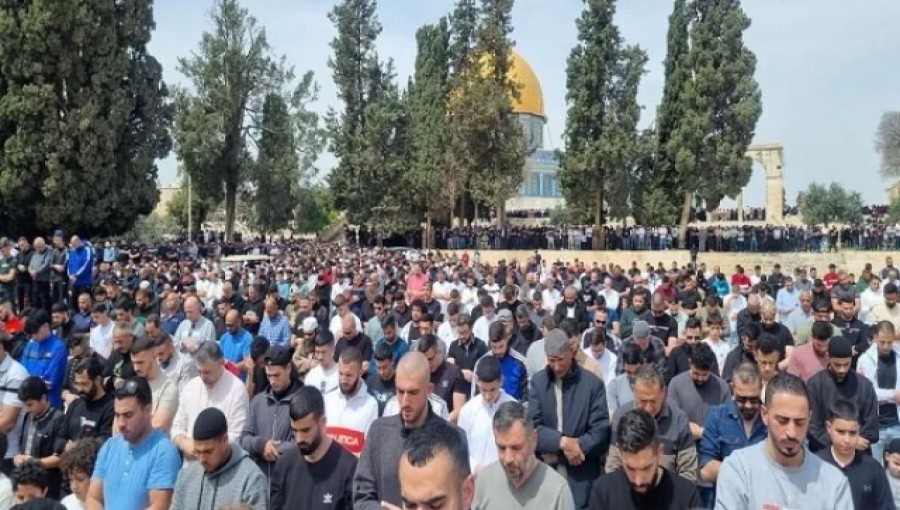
[554, 300, 590, 333]
[721, 345, 753, 383]
[665, 344, 720, 385]
[529, 363, 610, 510]
[808, 370, 878, 452]
[19, 407, 67, 499]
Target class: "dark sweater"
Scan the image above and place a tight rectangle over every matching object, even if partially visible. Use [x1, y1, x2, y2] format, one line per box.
[271, 440, 357, 510]
[588, 468, 702, 510]
[818, 448, 895, 510]
[808, 370, 879, 452]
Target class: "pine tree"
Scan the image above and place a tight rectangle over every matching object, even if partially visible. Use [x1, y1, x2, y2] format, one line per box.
[253, 94, 298, 234]
[0, 0, 172, 236]
[559, 0, 646, 248]
[326, 0, 384, 225]
[461, 0, 526, 226]
[407, 20, 453, 246]
[672, 0, 762, 244]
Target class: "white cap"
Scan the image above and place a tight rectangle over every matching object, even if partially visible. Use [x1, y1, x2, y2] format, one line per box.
[139, 280, 151, 290]
[302, 317, 318, 333]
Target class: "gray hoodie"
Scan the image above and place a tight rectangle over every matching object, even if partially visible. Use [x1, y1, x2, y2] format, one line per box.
[28, 248, 52, 282]
[171, 443, 268, 510]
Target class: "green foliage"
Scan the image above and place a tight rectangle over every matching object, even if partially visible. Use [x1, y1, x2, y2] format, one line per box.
[876, 112, 900, 179]
[452, 0, 526, 226]
[559, 0, 646, 244]
[407, 20, 455, 224]
[797, 183, 864, 226]
[122, 214, 180, 244]
[326, 0, 384, 225]
[173, 0, 310, 240]
[253, 94, 298, 233]
[889, 196, 900, 223]
[0, 0, 173, 237]
[669, 0, 762, 237]
[167, 181, 216, 233]
[654, 0, 691, 199]
[295, 187, 336, 234]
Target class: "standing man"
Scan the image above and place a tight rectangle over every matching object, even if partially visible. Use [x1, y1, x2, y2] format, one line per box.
[27, 238, 52, 314]
[171, 408, 268, 510]
[171, 342, 249, 460]
[85, 377, 181, 510]
[240, 345, 303, 478]
[399, 419, 475, 510]
[457, 356, 515, 472]
[66, 236, 93, 301]
[472, 401, 575, 510]
[715, 372, 854, 509]
[817, 400, 895, 510]
[529, 329, 609, 509]
[20, 311, 67, 409]
[270, 386, 358, 509]
[858, 321, 900, 461]
[589, 409, 702, 510]
[48, 232, 67, 307]
[0, 240, 18, 307]
[807, 336, 879, 453]
[324, 347, 378, 456]
[354, 352, 456, 509]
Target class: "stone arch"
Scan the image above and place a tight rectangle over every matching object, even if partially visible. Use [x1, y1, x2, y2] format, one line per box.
[740, 143, 785, 223]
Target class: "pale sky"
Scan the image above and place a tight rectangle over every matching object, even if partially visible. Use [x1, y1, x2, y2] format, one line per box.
[150, 0, 900, 207]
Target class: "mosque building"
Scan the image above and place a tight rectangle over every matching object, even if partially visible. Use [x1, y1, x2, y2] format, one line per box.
[503, 50, 564, 214]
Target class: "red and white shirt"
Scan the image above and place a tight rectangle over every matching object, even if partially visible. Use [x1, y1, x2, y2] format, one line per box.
[324, 381, 378, 455]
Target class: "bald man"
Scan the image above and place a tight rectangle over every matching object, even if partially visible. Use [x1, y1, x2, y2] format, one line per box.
[220, 310, 253, 377]
[355, 352, 466, 510]
[174, 295, 217, 353]
[334, 313, 373, 373]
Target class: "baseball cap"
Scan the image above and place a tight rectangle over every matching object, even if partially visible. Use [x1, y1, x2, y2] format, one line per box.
[301, 317, 318, 334]
[632, 320, 650, 339]
[264, 345, 292, 366]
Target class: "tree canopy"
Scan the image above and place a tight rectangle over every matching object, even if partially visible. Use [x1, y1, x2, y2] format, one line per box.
[876, 112, 900, 179]
[797, 182, 863, 226]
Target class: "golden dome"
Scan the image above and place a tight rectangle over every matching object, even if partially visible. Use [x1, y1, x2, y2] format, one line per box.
[508, 51, 546, 119]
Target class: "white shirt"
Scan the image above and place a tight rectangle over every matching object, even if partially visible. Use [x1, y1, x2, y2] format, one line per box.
[860, 288, 884, 324]
[173, 316, 217, 349]
[704, 338, 731, 376]
[171, 370, 248, 443]
[329, 313, 362, 341]
[458, 391, 516, 470]
[461, 287, 479, 313]
[61, 493, 83, 510]
[0, 355, 26, 459]
[582, 348, 618, 386]
[600, 288, 620, 311]
[305, 363, 339, 395]
[482, 283, 501, 305]
[90, 321, 114, 359]
[541, 289, 562, 312]
[324, 381, 378, 456]
[432, 281, 453, 317]
[473, 315, 497, 344]
[437, 322, 457, 355]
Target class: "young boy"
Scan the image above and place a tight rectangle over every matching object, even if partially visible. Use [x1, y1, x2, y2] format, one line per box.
[15, 377, 66, 500]
[59, 438, 102, 510]
[11, 461, 52, 504]
[884, 438, 900, 509]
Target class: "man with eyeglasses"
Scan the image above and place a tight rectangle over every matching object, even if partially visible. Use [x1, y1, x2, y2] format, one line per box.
[666, 318, 719, 384]
[698, 362, 767, 506]
[85, 377, 181, 510]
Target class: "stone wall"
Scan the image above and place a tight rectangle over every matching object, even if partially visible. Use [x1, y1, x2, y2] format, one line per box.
[446, 249, 896, 274]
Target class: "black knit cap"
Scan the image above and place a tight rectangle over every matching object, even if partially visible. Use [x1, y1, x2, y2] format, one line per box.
[828, 336, 852, 358]
[193, 407, 228, 441]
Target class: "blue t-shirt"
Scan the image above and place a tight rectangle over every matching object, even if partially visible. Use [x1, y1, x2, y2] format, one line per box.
[220, 329, 253, 365]
[93, 429, 181, 510]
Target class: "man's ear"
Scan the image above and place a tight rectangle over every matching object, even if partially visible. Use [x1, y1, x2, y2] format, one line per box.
[462, 473, 476, 509]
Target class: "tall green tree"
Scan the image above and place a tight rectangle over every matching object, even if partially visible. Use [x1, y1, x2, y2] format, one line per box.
[457, 0, 525, 226]
[798, 183, 863, 246]
[174, 0, 302, 241]
[326, 0, 384, 225]
[0, 0, 172, 236]
[672, 0, 762, 245]
[559, 0, 646, 248]
[407, 20, 453, 244]
[652, 0, 690, 214]
[253, 94, 298, 234]
[876, 112, 900, 179]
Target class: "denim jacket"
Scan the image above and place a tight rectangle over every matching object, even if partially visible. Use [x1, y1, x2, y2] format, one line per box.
[699, 399, 767, 468]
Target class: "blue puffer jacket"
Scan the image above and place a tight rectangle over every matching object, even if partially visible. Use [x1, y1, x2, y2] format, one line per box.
[67, 243, 94, 287]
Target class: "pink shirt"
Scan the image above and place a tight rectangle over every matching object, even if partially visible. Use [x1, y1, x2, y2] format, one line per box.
[406, 273, 429, 300]
[786, 343, 829, 382]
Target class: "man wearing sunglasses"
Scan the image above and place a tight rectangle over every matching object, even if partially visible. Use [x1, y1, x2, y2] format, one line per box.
[698, 362, 767, 507]
[85, 377, 181, 510]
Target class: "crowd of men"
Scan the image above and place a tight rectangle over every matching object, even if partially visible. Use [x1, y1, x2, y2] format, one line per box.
[4, 233, 900, 509]
[379, 222, 900, 252]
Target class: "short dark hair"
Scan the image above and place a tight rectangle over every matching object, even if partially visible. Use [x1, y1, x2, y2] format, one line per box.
[706, 314, 724, 327]
[24, 310, 50, 335]
[416, 334, 439, 354]
[741, 322, 762, 341]
[620, 343, 643, 365]
[12, 461, 49, 491]
[446, 302, 460, 318]
[689, 342, 717, 372]
[250, 336, 270, 359]
[338, 346, 364, 366]
[616, 409, 657, 454]
[419, 312, 434, 324]
[488, 321, 505, 343]
[91, 303, 109, 314]
[115, 297, 135, 312]
[755, 334, 780, 357]
[559, 318, 579, 339]
[456, 313, 473, 328]
[289, 386, 325, 421]
[380, 314, 397, 330]
[410, 299, 426, 313]
[685, 317, 702, 330]
[60, 438, 103, 476]
[828, 400, 858, 423]
[590, 327, 606, 347]
[877, 321, 897, 338]
[374, 342, 394, 362]
[51, 302, 69, 314]
[315, 330, 335, 347]
[764, 372, 811, 408]
[402, 419, 470, 481]
[74, 357, 105, 380]
[811, 321, 832, 341]
[475, 355, 501, 383]
[131, 335, 157, 355]
[18, 376, 48, 402]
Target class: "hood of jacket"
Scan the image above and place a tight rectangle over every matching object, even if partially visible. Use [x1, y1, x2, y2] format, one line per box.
[206, 443, 250, 480]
